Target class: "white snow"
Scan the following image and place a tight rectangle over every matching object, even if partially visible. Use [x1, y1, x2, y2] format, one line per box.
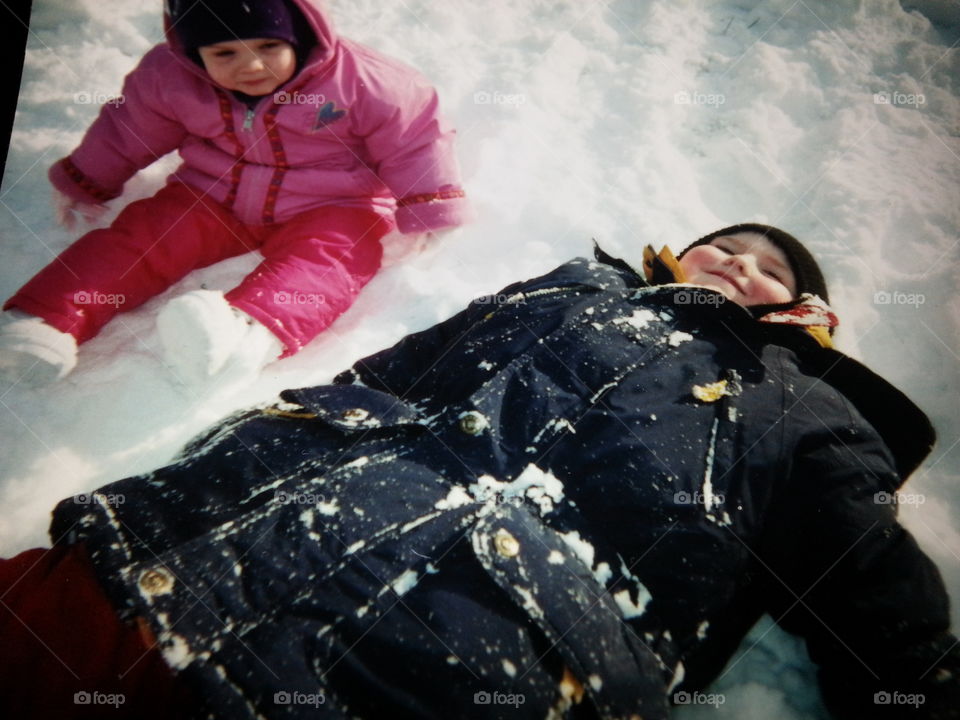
[434, 485, 474, 510]
[613, 587, 650, 620]
[593, 561, 613, 586]
[298, 508, 315, 529]
[512, 583, 544, 620]
[161, 633, 196, 671]
[466, 464, 565, 515]
[508, 462, 566, 515]
[668, 330, 695, 347]
[316, 498, 339, 516]
[668, 660, 687, 694]
[613, 308, 660, 330]
[389, 568, 420, 597]
[342, 456, 369, 470]
[1, 1, 959, 718]
[702, 418, 720, 514]
[559, 529, 596, 570]
[617, 555, 655, 619]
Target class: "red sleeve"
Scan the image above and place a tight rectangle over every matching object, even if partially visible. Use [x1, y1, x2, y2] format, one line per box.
[0, 542, 196, 716]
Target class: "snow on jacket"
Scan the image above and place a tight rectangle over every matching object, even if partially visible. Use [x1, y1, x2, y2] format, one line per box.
[49, 0, 471, 232]
[51, 247, 958, 719]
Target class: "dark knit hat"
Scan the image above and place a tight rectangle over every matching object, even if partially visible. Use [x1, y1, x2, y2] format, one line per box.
[168, 0, 303, 50]
[678, 223, 829, 303]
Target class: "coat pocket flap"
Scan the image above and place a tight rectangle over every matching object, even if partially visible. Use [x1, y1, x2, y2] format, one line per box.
[470, 509, 671, 719]
[280, 384, 423, 429]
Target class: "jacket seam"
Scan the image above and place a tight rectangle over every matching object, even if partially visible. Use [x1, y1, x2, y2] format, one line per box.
[215, 89, 245, 212]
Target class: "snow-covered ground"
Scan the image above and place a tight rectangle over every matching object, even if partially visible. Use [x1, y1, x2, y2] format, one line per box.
[1, 0, 958, 717]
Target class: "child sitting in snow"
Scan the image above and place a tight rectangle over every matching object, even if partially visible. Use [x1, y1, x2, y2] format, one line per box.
[0, 0, 470, 387]
[1, 225, 956, 719]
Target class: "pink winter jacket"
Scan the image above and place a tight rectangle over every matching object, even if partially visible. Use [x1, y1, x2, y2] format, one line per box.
[49, 0, 471, 233]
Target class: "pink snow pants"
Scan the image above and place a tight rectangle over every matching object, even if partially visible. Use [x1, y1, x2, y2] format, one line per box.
[4, 183, 395, 357]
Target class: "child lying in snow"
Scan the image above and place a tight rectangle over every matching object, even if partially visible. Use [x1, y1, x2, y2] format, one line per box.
[1, 224, 956, 719]
[0, 0, 470, 388]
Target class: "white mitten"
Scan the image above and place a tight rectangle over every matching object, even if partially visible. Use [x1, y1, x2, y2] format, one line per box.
[0, 311, 78, 387]
[52, 189, 108, 230]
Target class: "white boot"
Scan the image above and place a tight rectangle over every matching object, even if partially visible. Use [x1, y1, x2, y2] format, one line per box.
[157, 290, 282, 387]
[0, 311, 78, 387]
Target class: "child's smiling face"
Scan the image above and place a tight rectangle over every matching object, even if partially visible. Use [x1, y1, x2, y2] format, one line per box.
[678, 232, 797, 307]
[198, 38, 297, 96]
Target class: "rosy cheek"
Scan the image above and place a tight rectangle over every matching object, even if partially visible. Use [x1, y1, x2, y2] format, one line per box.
[768, 283, 792, 304]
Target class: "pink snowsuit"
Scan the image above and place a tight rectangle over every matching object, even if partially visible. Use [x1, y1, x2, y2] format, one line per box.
[5, 0, 471, 356]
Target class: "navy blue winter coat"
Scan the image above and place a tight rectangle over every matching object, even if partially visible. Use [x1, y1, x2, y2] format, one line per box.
[52, 247, 958, 719]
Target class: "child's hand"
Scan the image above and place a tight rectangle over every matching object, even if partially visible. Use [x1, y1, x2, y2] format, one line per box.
[52, 190, 108, 230]
[380, 231, 451, 267]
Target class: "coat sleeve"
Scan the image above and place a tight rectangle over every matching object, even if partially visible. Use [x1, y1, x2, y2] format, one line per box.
[334, 263, 568, 395]
[760, 397, 960, 719]
[334, 299, 486, 397]
[48, 45, 189, 205]
[351, 51, 472, 234]
[334, 258, 608, 397]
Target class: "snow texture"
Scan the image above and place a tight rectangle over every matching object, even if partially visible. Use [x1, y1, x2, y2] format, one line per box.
[463, 464, 565, 516]
[1, 1, 959, 718]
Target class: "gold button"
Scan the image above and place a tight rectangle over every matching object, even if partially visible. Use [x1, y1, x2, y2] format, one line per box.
[342, 408, 370, 422]
[139, 568, 174, 596]
[494, 529, 520, 558]
[458, 411, 487, 436]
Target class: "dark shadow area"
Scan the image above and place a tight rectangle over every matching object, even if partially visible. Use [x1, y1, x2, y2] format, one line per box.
[1, 0, 32, 185]
[900, 0, 960, 44]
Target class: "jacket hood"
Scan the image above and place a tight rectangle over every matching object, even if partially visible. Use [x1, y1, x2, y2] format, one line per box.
[797, 346, 936, 482]
[163, 0, 338, 83]
[596, 242, 935, 480]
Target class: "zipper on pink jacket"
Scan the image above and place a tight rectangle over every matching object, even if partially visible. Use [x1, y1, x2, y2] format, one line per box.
[242, 108, 255, 131]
